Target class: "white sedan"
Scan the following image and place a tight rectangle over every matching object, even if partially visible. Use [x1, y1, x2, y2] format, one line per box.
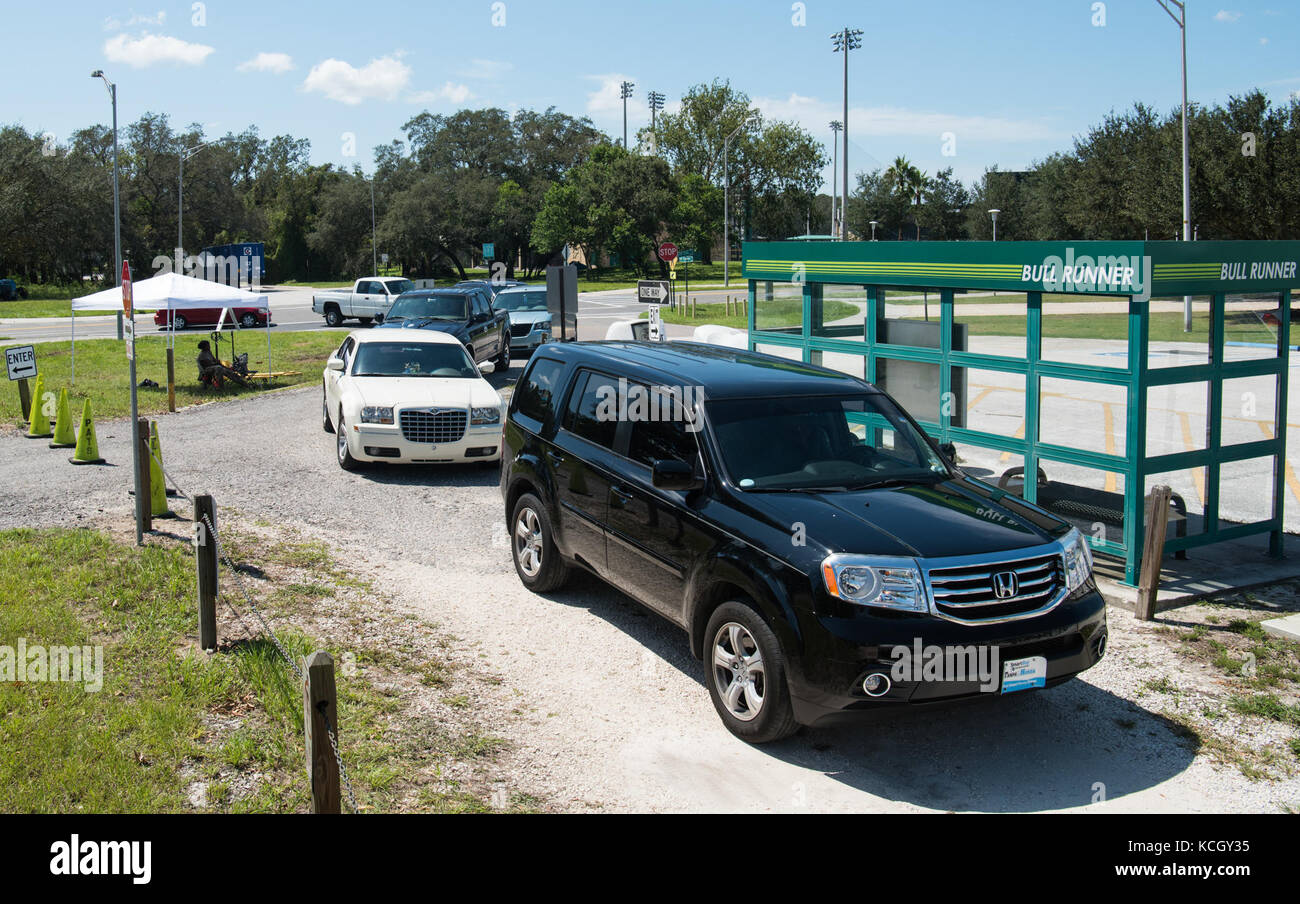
[322, 330, 505, 470]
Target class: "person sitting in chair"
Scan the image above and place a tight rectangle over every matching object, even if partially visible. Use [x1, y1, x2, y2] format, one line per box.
[197, 340, 248, 389]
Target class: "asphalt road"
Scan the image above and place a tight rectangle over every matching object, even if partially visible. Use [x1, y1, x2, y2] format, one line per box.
[0, 375, 1290, 811]
[0, 284, 743, 345]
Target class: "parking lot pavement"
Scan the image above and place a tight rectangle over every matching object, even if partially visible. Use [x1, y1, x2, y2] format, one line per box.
[2, 379, 1297, 812]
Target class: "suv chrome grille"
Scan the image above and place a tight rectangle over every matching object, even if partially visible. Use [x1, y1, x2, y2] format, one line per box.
[510, 322, 533, 338]
[399, 408, 467, 445]
[926, 553, 1063, 623]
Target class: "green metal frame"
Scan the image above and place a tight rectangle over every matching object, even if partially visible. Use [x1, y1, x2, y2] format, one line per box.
[742, 240, 1300, 584]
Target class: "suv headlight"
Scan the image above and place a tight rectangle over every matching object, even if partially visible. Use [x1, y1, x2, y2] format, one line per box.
[1060, 528, 1094, 593]
[471, 406, 501, 426]
[361, 406, 394, 425]
[821, 555, 927, 613]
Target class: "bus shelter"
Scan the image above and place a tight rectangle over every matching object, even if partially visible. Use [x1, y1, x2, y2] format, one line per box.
[740, 240, 1300, 585]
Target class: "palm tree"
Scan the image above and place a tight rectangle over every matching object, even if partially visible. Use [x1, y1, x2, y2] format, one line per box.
[884, 156, 928, 240]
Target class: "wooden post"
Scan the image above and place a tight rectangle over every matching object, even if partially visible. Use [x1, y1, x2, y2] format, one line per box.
[195, 494, 218, 651]
[303, 651, 341, 814]
[17, 378, 31, 423]
[135, 418, 153, 534]
[1136, 485, 1173, 620]
[166, 346, 176, 413]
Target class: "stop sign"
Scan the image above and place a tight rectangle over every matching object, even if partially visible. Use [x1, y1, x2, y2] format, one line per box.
[657, 242, 678, 263]
[121, 260, 133, 317]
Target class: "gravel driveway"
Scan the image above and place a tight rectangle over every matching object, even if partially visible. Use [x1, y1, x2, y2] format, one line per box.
[1, 377, 1296, 813]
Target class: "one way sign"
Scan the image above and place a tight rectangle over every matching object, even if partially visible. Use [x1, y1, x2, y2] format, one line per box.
[638, 280, 669, 304]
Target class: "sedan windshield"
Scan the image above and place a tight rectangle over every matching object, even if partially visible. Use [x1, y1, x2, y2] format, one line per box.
[706, 394, 950, 491]
[351, 342, 477, 378]
[386, 295, 468, 322]
[493, 290, 547, 312]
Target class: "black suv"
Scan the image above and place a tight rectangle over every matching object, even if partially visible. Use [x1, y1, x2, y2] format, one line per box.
[500, 342, 1107, 743]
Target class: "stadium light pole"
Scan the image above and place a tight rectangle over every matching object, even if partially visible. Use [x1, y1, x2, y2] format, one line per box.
[1156, 0, 1193, 331]
[831, 28, 862, 241]
[620, 81, 635, 149]
[178, 139, 224, 274]
[91, 70, 123, 341]
[829, 121, 843, 238]
[648, 91, 665, 155]
[989, 209, 1001, 242]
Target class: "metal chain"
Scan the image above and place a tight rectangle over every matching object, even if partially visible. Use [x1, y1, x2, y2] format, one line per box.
[201, 512, 303, 682]
[318, 703, 359, 814]
[147, 446, 192, 503]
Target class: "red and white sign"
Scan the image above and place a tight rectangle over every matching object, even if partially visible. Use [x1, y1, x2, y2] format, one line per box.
[121, 260, 133, 318]
[657, 242, 678, 263]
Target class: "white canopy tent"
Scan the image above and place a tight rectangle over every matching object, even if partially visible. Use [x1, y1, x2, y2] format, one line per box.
[72, 272, 273, 390]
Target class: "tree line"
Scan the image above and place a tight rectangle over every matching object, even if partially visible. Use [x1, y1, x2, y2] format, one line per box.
[2, 87, 1296, 288]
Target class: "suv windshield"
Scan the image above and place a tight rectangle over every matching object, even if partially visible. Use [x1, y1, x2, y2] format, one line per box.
[386, 294, 468, 322]
[493, 290, 547, 312]
[706, 394, 950, 491]
[351, 342, 477, 378]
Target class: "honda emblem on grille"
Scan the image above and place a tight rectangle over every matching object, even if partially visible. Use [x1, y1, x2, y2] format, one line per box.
[993, 571, 1019, 600]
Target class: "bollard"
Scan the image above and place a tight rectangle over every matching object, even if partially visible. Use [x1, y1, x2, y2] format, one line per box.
[303, 651, 341, 814]
[1136, 485, 1173, 620]
[16, 378, 31, 425]
[135, 419, 153, 533]
[195, 494, 217, 651]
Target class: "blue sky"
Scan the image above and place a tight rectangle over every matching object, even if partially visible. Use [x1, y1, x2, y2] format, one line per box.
[6, 0, 1298, 188]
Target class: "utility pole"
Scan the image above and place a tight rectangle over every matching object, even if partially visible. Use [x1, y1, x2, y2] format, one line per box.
[370, 177, 377, 274]
[1156, 0, 1193, 331]
[829, 121, 843, 237]
[620, 81, 635, 149]
[92, 70, 123, 340]
[831, 28, 862, 241]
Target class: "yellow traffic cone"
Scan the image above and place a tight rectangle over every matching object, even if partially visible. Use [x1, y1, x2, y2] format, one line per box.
[68, 399, 106, 465]
[26, 373, 52, 439]
[49, 388, 76, 448]
[148, 421, 174, 518]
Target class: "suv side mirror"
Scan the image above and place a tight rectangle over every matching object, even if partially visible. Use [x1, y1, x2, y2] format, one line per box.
[652, 459, 702, 492]
[939, 442, 957, 463]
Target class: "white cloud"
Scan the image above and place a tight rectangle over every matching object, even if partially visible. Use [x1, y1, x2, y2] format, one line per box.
[302, 56, 411, 105]
[753, 93, 1062, 144]
[104, 10, 166, 30]
[238, 52, 294, 74]
[1261, 37, 1270, 45]
[407, 82, 473, 105]
[585, 74, 638, 117]
[103, 32, 214, 67]
[1214, 10, 1242, 22]
[457, 59, 513, 80]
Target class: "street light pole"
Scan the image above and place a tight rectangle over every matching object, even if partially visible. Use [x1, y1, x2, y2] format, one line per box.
[178, 139, 222, 274]
[831, 28, 862, 242]
[869, 220, 879, 241]
[722, 119, 751, 288]
[370, 177, 377, 274]
[93, 71, 123, 341]
[989, 209, 1001, 242]
[1157, 0, 1193, 331]
[620, 81, 635, 150]
[829, 121, 842, 238]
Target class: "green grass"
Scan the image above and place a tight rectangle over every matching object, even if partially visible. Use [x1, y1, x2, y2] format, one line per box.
[952, 311, 1279, 344]
[0, 283, 105, 319]
[1, 330, 345, 427]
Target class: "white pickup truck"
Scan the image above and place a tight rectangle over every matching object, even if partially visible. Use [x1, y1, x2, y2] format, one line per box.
[312, 277, 415, 327]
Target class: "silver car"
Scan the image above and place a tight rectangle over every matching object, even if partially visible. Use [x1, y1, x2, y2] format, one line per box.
[492, 286, 554, 351]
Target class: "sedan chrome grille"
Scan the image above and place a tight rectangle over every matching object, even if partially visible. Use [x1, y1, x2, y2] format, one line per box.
[509, 322, 533, 338]
[399, 408, 467, 445]
[925, 552, 1063, 623]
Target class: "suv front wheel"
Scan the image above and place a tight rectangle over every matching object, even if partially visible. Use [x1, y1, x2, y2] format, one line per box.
[705, 601, 799, 744]
[510, 493, 569, 592]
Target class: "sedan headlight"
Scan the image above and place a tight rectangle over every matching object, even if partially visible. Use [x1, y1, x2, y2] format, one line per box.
[821, 555, 927, 613]
[470, 406, 501, 427]
[1060, 528, 1094, 593]
[360, 406, 394, 425]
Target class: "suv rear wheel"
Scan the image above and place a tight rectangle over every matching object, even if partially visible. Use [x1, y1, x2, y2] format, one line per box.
[510, 493, 569, 592]
[704, 601, 799, 743]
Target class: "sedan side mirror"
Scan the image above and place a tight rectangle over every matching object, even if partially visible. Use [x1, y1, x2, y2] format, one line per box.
[478, 360, 496, 375]
[326, 357, 345, 371]
[652, 459, 702, 492]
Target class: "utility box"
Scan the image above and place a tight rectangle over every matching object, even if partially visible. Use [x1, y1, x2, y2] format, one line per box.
[546, 264, 579, 342]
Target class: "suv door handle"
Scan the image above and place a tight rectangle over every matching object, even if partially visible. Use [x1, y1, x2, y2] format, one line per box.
[546, 450, 566, 466]
[610, 486, 634, 508]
